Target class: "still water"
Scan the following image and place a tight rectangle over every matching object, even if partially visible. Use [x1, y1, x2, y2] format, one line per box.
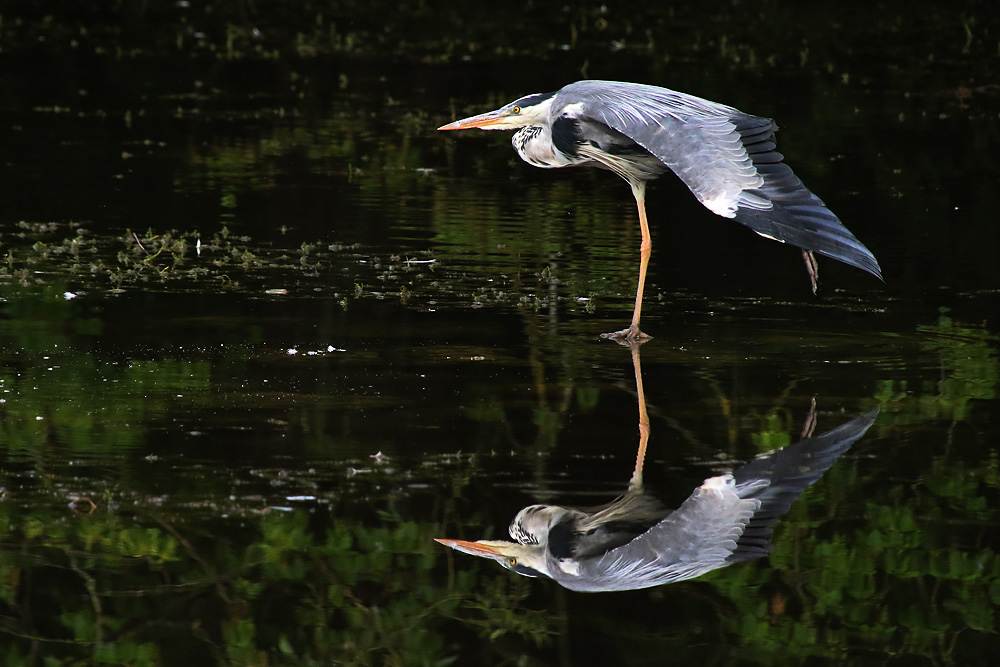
[1, 3, 998, 665]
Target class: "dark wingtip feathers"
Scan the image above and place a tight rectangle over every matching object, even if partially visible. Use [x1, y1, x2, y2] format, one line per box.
[735, 206, 883, 281]
[731, 114, 882, 282]
[726, 409, 879, 564]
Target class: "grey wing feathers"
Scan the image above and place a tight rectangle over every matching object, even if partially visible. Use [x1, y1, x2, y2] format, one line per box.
[564, 409, 879, 591]
[731, 115, 883, 280]
[726, 409, 879, 563]
[576, 474, 761, 590]
[559, 80, 882, 281]
[563, 81, 764, 218]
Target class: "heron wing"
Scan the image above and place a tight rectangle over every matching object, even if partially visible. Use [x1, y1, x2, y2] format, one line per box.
[549, 491, 671, 560]
[557, 80, 882, 280]
[727, 409, 879, 561]
[556, 474, 762, 591]
[550, 409, 879, 592]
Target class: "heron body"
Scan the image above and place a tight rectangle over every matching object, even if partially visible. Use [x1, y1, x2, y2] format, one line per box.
[436, 409, 878, 592]
[439, 80, 882, 341]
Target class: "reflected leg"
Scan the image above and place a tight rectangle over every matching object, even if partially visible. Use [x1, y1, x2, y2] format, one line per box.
[628, 341, 650, 490]
[800, 396, 817, 439]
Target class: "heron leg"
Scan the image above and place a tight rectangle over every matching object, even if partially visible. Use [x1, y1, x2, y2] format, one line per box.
[802, 249, 819, 295]
[628, 341, 650, 490]
[601, 181, 652, 343]
[800, 396, 817, 439]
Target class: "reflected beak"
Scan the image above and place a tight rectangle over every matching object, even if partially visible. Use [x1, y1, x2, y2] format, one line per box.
[436, 538, 545, 579]
[434, 538, 504, 557]
[437, 109, 508, 131]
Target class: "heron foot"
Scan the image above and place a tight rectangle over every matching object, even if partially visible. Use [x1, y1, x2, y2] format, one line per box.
[600, 325, 652, 345]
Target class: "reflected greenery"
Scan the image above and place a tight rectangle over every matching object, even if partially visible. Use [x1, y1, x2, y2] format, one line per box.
[0, 505, 468, 665]
[1, 241, 998, 664]
[0, 374, 997, 665]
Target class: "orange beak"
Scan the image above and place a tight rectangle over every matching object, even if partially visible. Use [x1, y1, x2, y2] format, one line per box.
[437, 109, 508, 131]
[434, 538, 505, 557]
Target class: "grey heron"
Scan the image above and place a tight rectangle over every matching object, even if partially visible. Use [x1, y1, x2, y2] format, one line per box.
[436, 408, 878, 592]
[439, 80, 883, 341]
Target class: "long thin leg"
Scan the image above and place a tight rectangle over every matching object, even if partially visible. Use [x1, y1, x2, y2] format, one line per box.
[800, 396, 817, 439]
[802, 249, 819, 295]
[628, 341, 650, 491]
[602, 181, 652, 342]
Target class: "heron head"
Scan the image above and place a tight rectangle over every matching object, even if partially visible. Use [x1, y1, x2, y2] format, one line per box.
[434, 538, 550, 578]
[438, 92, 555, 131]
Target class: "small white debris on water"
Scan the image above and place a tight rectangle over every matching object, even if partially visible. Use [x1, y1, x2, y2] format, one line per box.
[288, 346, 346, 356]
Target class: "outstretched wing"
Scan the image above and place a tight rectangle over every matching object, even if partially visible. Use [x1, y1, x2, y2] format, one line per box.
[556, 80, 882, 280]
[551, 409, 879, 592]
[726, 409, 880, 563]
[558, 474, 763, 591]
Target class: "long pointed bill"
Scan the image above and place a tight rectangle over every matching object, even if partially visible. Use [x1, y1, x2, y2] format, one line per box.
[437, 109, 509, 131]
[434, 538, 506, 558]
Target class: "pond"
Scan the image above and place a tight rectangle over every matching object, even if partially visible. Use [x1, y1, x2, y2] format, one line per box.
[0, 2, 998, 665]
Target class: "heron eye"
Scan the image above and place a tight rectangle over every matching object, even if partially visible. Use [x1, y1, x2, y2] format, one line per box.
[508, 557, 517, 567]
[512, 106, 521, 114]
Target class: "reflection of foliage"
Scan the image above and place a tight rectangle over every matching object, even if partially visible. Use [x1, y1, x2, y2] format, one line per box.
[2, 268, 998, 664]
[463, 577, 555, 646]
[749, 413, 793, 452]
[915, 311, 999, 419]
[0, 278, 561, 663]
[684, 418, 1000, 667]
[0, 505, 493, 665]
[876, 311, 998, 423]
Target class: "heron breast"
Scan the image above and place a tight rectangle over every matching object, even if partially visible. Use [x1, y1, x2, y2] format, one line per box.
[512, 125, 574, 169]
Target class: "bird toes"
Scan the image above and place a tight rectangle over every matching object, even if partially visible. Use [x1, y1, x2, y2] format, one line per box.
[600, 325, 652, 345]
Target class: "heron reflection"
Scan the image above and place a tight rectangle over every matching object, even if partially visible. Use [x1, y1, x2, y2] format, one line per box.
[436, 346, 878, 592]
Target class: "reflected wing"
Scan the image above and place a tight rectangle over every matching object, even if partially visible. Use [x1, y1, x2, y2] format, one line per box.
[558, 80, 882, 280]
[728, 409, 879, 561]
[549, 491, 671, 560]
[560, 474, 763, 591]
[553, 409, 879, 592]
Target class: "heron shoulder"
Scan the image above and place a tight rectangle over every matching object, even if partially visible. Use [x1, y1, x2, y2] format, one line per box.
[557, 80, 742, 124]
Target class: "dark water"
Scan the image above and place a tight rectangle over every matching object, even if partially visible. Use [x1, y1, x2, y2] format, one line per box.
[1, 3, 998, 665]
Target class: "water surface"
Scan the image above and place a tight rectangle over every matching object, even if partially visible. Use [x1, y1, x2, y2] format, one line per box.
[0, 3, 998, 665]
